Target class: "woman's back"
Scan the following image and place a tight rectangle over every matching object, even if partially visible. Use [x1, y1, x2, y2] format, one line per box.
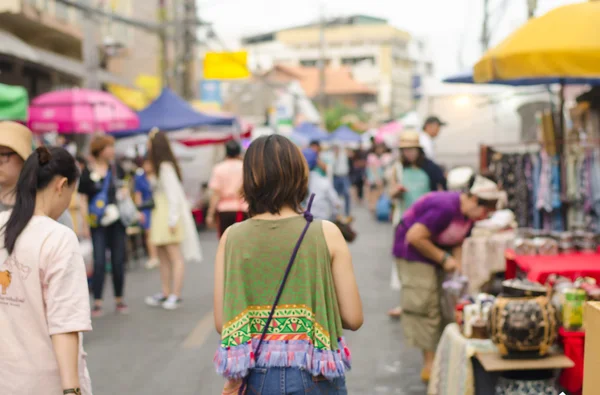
[215, 216, 350, 379]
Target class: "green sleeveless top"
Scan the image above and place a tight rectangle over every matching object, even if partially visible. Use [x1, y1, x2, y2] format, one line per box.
[214, 216, 351, 380]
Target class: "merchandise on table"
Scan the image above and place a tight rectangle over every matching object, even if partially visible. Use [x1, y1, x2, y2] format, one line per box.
[456, 293, 495, 339]
[440, 274, 469, 324]
[513, 227, 598, 255]
[489, 279, 558, 358]
[562, 288, 586, 330]
[495, 376, 559, 395]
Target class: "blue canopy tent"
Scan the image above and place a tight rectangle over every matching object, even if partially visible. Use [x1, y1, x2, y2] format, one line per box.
[114, 88, 236, 137]
[330, 125, 361, 143]
[294, 122, 329, 142]
[443, 71, 600, 86]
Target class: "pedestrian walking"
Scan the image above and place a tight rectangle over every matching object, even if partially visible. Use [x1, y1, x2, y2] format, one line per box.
[0, 122, 73, 228]
[303, 147, 341, 221]
[79, 135, 129, 317]
[0, 146, 93, 395]
[134, 157, 159, 270]
[419, 115, 446, 160]
[350, 146, 368, 203]
[366, 143, 386, 211]
[145, 129, 202, 310]
[206, 140, 248, 237]
[332, 144, 352, 216]
[392, 175, 501, 383]
[214, 135, 363, 394]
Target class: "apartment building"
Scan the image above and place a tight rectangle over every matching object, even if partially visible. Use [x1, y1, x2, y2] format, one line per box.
[242, 15, 434, 120]
[0, 0, 170, 99]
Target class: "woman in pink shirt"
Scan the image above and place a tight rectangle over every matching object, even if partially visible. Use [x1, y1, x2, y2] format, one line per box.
[207, 140, 249, 237]
[0, 146, 92, 395]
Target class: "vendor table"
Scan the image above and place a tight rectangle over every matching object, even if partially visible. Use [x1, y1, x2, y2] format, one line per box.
[428, 324, 496, 395]
[559, 328, 585, 395]
[428, 324, 576, 395]
[461, 231, 515, 292]
[505, 249, 600, 284]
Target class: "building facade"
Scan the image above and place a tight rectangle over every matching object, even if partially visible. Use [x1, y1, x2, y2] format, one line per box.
[242, 15, 434, 120]
[0, 0, 169, 100]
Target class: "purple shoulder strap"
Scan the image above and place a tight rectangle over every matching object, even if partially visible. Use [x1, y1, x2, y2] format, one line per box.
[239, 194, 315, 393]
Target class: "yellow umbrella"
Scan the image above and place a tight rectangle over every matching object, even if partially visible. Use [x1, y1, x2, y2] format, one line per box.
[474, 1, 600, 83]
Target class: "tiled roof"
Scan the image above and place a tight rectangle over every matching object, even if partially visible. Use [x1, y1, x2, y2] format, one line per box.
[271, 64, 376, 97]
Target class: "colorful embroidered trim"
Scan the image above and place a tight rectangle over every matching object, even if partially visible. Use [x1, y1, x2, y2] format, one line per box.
[214, 337, 351, 380]
[221, 305, 332, 349]
[216, 305, 350, 379]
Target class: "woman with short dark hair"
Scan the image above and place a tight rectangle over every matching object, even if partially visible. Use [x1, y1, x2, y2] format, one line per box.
[214, 135, 363, 394]
[79, 134, 128, 317]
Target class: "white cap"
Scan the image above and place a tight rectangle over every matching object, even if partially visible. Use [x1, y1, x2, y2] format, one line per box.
[470, 175, 503, 200]
[447, 166, 474, 190]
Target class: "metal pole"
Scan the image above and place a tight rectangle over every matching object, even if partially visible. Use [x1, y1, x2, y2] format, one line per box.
[158, 0, 169, 88]
[82, 0, 100, 89]
[172, 0, 181, 95]
[527, 0, 537, 19]
[182, 0, 197, 100]
[318, 4, 327, 116]
[481, 0, 490, 52]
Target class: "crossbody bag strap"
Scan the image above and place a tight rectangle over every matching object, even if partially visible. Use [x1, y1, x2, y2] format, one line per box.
[239, 194, 316, 394]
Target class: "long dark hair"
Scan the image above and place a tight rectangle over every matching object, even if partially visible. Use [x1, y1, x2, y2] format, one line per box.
[400, 147, 426, 167]
[3, 147, 79, 254]
[148, 130, 182, 180]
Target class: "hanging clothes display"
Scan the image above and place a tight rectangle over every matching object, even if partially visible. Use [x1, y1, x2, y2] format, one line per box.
[488, 151, 531, 228]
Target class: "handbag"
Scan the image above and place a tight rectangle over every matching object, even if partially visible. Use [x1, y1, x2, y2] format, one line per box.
[137, 198, 155, 211]
[440, 272, 469, 324]
[334, 215, 357, 242]
[221, 194, 316, 395]
[88, 169, 112, 228]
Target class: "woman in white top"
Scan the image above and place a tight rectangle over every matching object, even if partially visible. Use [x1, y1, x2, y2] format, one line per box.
[0, 146, 92, 395]
[145, 129, 202, 310]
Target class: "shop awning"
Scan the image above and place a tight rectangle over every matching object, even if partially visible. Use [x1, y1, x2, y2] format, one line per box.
[0, 83, 28, 121]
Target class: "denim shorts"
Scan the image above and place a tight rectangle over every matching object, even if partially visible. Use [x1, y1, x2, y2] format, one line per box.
[246, 367, 347, 394]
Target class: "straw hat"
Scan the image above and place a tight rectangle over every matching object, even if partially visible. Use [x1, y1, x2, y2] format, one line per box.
[398, 130, 422, 149]
[0, 122, 32, 161]
[470, 175, 503, 200]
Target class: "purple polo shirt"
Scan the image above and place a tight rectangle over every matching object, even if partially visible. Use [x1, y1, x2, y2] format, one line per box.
[392, 192, 473, 265]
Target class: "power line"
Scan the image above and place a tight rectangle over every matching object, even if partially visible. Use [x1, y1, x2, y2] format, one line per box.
[54, 0, 210, 34]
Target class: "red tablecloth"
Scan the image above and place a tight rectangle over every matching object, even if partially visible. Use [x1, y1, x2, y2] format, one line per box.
[559, 328, 585, 395]
[505, 250, 600, 284]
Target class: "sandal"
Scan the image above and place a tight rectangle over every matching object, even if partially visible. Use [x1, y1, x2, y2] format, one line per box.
[387, 306, 402, 319]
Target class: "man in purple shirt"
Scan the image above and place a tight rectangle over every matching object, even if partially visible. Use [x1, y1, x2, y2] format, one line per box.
[392, 175, 502, 383]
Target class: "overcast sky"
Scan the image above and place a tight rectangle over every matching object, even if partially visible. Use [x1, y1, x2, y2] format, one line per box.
[200, 0, 584, 78]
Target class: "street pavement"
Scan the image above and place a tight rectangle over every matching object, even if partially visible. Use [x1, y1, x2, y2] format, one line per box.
[84, 205, 427, 394]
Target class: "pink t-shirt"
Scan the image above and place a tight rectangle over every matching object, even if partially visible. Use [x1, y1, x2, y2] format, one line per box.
[0, 214, 93, 395]
[209, 159, 248, 213]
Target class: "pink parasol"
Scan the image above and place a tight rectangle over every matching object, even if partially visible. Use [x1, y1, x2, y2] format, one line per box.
[27, 89, 139, 134]
[374, 120, 403, 144]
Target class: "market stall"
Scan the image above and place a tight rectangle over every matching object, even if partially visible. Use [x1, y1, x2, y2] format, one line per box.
[113, 87, 236, 137]
[0, 83, 27, 121]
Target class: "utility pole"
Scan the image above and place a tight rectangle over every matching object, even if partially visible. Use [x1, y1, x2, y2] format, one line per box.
[158, 0, 169, 88]
[82, 0, 100, 89]
[527, 0, 538, 19]
[481, 0, 491, 53]
[318, 4, 327, 116]
[172, 0, 181, 95]
[182, 0, 198, 100]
